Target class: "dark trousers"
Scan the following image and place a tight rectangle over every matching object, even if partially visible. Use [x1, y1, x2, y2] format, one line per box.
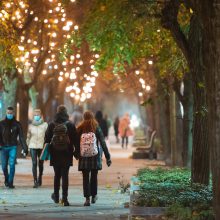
[53, 166, 70, 200]
[82, 170, 98, 198]
[122, 136, 128, 148]
[30, 149, 44, 180]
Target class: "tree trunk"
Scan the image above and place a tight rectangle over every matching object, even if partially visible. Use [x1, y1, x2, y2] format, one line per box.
[189, 15, 210, 185]
[182, 76, 193, 168]
[175, 98, 183, 166]
[200, 0, 220, 218]
[29, 86, 38, 110]
[146, 104, 156, 131]
[154, 97, 162, 143]
[161, 1, 210, 184]
[169, 90, 177, 166]
[2, 76, 18, 116]
[18, 85, 29, 138]
[156, 80, 171, 162]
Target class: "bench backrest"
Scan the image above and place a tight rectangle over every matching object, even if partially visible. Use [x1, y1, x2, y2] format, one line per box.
[146, 130, 157, 149]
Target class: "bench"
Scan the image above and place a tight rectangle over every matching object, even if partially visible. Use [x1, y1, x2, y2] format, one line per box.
[132, 130, 157, 159]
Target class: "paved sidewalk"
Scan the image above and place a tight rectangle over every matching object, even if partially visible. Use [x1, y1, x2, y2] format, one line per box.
[0, 141, 165, 219]
[0, 187, 129, 220]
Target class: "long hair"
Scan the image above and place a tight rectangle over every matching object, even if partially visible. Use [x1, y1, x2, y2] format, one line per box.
[77, 111, 98, 133]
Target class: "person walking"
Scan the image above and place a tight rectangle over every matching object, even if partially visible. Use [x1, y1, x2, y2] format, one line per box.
[95, 111, 108, 139]
[113, 116, 120, 143]
[77, 111, 111, 206]
[119, 113, 133, 149]
[104, 114, 112, 131]
[27, 109, 48, 188]
[44, 105, 79, 206]
[70, 106, 83, 127]
[0, 106, 28, 188]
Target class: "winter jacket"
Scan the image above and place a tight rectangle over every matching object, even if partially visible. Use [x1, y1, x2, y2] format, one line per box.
[119, 116, 133, 137]
[0, 118, 28, 151]
[77, 126, 111, 171]
[27, 120, 48, 149]
[95, 111, 108, 138]
[44, 112, 80, 167]
[114, 119, 119, 136]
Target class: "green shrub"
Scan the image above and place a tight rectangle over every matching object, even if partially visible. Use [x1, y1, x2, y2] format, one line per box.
[137, 167, 191, 185]
[134, 168, 213, 219]
[166, 204, 214, 220]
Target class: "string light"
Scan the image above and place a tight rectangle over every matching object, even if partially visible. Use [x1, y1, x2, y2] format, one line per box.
[148, 60, 153, 65]
[1, 0, 98, 103]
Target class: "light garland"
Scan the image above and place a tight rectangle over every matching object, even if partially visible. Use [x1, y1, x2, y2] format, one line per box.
[135, 69, 151, 97]
[1, 0, 98, 103]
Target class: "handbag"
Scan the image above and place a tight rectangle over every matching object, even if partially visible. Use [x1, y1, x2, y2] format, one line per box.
[40, 143, 51, 160]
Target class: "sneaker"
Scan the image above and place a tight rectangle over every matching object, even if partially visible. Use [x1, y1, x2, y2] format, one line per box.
[91, 196, 98, 204]
[51, 193, 59, 204]
[84, 198, 90, 206]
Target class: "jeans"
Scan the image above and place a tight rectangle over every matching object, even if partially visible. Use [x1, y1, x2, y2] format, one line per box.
[30, 149, 44, 180]
[1, 146, 17, 184]
[82, 170, 98, 198]
[53, 166, 70, 200]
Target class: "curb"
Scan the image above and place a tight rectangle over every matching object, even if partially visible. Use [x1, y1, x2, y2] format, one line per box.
[129, 176, 165, 220]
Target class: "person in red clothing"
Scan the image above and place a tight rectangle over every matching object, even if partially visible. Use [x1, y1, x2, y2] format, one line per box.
[119, 113, 133, 149]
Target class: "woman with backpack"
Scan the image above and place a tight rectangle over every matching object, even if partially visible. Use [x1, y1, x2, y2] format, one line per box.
[77, 111, 112, 206]
[44, 105, 79, 206]
[27, 109, 48, 188]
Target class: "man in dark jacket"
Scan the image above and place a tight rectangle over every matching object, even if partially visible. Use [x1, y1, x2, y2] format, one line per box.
[0, 107, 28, 188]
[45, 105, 79, 206]
[95, 111, 108, 139]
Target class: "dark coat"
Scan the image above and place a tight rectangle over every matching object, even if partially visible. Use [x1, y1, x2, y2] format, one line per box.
[44, 112, 80, 167]
[95, 111, 108, 138]
[114, 119, 119, 136]
[78, 126, 111, 171]
[0, 118, 28, 150]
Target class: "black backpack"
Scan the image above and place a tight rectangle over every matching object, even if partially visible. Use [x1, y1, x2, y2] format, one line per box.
[51, 122, 70, 151]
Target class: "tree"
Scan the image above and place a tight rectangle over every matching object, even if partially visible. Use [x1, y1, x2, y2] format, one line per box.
[63, 0, 196, 167]
[1, 0, 99, 132]
[193, 0, 220, 218]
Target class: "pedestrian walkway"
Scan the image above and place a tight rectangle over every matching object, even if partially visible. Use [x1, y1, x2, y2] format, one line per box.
[0, 187, 129, 220]
[0, 138, 165, 219]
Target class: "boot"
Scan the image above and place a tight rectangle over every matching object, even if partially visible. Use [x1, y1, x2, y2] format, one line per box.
[61, 198, 70, 206]
[38, 175, 42, 186]
[33, 179, 38, 188]
[4, 178, 9, 187]
[84, 197, 90, 206]
[51, 193, 59, 204]
[4, 181, 9, 187]
[8, 182, 15, 189]
[91, 195, 98, 204]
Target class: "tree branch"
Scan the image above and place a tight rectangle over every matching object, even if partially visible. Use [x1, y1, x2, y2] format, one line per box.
[161, 0, 191, 64]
